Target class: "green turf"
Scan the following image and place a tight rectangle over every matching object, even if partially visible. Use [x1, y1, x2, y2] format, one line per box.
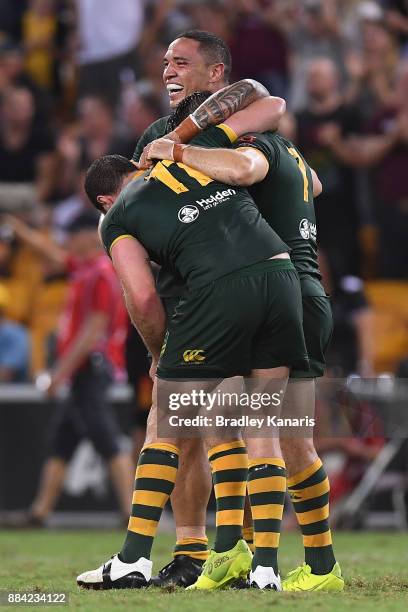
[0, 529, 407, 611]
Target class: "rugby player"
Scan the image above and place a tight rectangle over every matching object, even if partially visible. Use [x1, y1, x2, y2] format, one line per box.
[145, 115, 345, 592]
[131, 30, 288, 589]
[76, 90, 309, 591]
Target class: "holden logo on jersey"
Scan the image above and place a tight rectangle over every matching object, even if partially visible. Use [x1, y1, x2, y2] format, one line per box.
[299, 218, 317, 241]
[196, 188, 236, 210]
[178, 205, 200, 223]
[183, 349, 206, 363]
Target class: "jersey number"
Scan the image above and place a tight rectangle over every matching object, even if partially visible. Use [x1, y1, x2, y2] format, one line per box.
[286, 147, 309, 203]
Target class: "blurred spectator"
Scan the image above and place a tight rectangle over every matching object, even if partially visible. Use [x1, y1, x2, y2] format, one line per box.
[0, 214, 44, 325]
[22, 0, 59, 92]
[345, 18, 399, 120]
[138, 1, 192, 57]
[295, 58, 363, 280]
[320, 257, 374, 377]
[0, 38, 51, 119]
[365, 61, 408, 278]
[289, 0, 346, 110]
[7, 211, 134, 525]
[339, 1, 384, 47]
[75, 0, 144, 107]
[187, 1, 231, 47]
[384, 0, 408, 51]
[51, 170, 91, 242]
[0, 86, 57, 202]
[75, 95, 133, 169]
[136, 44, 173, 114]
[0, 285, 30, 382]
[0, 0, 26, 41]
[230, 0, 290, 97]
[121, 89, 163, 142]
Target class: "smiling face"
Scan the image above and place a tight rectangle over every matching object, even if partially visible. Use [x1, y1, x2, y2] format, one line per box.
[163, 37, 223, 108]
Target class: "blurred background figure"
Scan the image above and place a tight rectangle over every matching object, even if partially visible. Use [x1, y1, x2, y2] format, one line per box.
[0, 85, 57, 202]
[75, 0, 144, 107]
[0, 285, 29, 382]
[4, 211, 133, 526]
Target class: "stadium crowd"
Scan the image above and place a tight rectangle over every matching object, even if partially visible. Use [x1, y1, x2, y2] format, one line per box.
[1, 0, 408, 519]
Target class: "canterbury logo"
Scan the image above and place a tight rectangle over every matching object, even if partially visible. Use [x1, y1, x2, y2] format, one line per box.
[289, 491, 302, 501]
[183, 350, 206, 363]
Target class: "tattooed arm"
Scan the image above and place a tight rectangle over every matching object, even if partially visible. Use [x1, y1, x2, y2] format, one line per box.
[170, 79, 277, 143]
[191, 79, 269, 129]
[138, 80, 285, 168]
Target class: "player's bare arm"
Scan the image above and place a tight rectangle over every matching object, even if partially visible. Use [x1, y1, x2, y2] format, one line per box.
[147, 138, 269, 186]
[170, 79, 285, 142]
[311, 168, 323, 197]
[138, 81, 285, 168]
[185, 79, 270, 131]
[110, 236, 166, 362]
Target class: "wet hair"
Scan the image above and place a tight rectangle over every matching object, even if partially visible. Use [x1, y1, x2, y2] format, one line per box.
[84, 154, 135, 212]
[176, 30, 231, 82]
[167, 90, 211, 131]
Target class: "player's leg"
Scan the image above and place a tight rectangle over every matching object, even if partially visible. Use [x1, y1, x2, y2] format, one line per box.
[281, 296, 344, 592]
[151, 439, 211, 587]
[127, 400, 211, 589]
[152, 294, 212, 586]
[157, 284, 260, 590]
[77, 375, 180, 590]
[188, 434, 250, 591]
[244, 367, 288, 590]
[244, 260, 309, 590]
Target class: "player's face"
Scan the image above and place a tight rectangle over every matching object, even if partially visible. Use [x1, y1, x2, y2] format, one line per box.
[163, 38, 215, 108]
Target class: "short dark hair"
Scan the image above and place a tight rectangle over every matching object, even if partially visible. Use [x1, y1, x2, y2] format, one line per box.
[85, 154, 135, 212]
[176, 30, 231, 82]
[168, 91, 211, 131]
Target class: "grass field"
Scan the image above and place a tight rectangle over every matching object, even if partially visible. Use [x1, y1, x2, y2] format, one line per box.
[1, 530, 407, 611]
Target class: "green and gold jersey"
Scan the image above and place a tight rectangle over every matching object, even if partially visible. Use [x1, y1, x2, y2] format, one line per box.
[102, 125, 288, 291]
[132, 116, 171, 162]
[234, 132, 324, 297]
[132, 114, 181, 298]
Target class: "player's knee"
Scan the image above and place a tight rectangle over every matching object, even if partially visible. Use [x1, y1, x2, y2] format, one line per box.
[281, 437, 318, 474]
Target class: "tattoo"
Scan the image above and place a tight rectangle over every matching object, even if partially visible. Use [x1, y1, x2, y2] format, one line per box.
[191, 79, 269, 130]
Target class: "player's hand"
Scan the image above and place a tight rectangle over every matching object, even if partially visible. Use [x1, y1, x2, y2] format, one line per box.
[138, 144, 154, 170]
[147, 138, 176, 162]
[165, 129, 182, 143]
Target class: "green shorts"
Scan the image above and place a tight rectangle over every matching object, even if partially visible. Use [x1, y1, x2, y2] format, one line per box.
[157, 259, 309, 379]
[290, 295, 333, 379]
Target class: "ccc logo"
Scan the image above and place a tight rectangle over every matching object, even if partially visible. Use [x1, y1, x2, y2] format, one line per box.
[183, 350, 206, 363]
